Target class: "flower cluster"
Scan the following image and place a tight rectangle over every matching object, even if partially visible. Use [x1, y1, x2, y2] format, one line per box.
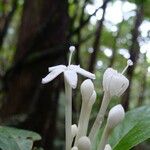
[42, 48, 133, 150]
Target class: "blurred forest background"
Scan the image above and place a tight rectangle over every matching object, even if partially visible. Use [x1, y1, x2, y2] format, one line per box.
[0, 0, 150, 149]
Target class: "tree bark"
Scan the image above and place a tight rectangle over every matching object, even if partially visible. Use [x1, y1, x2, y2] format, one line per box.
[121, 4, 143, 111]
[0, 0, 69, 149]
[137, 54, 147, 106]
[88, 0, 110, 72]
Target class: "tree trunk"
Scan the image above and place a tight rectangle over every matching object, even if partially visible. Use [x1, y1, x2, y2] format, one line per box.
[0, 0, 69, 149]
[121, 4, 143, 111]
[88, 0, 110, 72]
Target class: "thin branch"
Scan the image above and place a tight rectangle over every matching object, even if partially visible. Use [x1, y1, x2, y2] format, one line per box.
[69, 0, 111, 38]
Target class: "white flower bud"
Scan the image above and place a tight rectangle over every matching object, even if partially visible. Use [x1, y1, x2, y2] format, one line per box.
[107, 104, 125, 129]
[104, 144, 112, 150]
[77, 136, 91, 150]
[71, 147, 78, 150]
[88, 90, 96, 106]
[81, 79, 94, 102]
[103, 68, 129, 97]
[71, 124, 78, 139]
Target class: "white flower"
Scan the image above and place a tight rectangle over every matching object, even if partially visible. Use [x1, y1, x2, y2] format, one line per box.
[42, 48, 95, 89]
[103, 59, 133, 97]
[103, 68, 129, 96]
[107, 104, 125, 129]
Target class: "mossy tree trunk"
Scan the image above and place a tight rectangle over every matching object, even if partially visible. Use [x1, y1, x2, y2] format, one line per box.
[1, 0, 69, 149]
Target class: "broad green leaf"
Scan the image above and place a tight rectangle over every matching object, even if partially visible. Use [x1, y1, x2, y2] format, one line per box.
[109, 106, 150, 150]
[113, 120, 150, 150]
[0, 126, 41, 150]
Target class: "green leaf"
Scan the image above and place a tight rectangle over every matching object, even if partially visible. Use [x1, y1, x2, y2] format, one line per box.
[113, 120, 150, 150]
[0, 126, 41, 150]
[109, 106, 150, 150]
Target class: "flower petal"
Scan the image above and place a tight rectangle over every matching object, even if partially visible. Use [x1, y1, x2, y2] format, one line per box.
[103, 68, 117, 91]
[48, 65, 66, 72]
[109, 74, 129, 96]
[42, 68, 64, 84]
[70, 65, 95, 79]
[64, 70, 78, 89]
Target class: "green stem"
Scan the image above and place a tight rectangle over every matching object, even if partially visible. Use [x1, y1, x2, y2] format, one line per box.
[65, 80, 72, 150]
[89, 92, 110, 143]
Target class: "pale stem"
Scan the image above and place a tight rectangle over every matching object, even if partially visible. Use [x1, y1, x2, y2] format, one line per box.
[121, 65, 129, 74]
[74, 101, 93, 146]
[68, 50, 74, 66]
[74, 101, 87, 146]
[65, 79, 72, 150]
[121, 64, 130, 74]
[89, 92, 110, 143]
[82, 103, 93, 136]
[97, 124, 111, 150]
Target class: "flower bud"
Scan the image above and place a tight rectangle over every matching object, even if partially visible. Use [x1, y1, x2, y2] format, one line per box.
[71, 124, 78, 139]
[71, 147, 78, 150]
[103, 68, 129, 97]
[104, 144, 112, 150]
[77, 136, 91, 150]
[81, 79, 94, 102]
[88, 90, 96, 106]
[107, 104, 125, 129]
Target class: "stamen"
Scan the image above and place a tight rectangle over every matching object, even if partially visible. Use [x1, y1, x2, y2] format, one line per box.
[121, 59, 133, 74]
[68, 46, 75, 66]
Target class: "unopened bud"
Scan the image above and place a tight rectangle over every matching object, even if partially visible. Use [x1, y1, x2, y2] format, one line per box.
[81, 79, 94, 102]
[104, 144, 112, 150]
[77, 136, 91, 150]
[107, 104, 125, 129]
[88, 90, 96, 106]
[71, 124, 78, 139]
[71, 147, 78, 150]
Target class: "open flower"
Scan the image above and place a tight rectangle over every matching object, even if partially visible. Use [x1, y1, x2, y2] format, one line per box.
[103, 59, 133, 97]
[42, 47, 95, 89]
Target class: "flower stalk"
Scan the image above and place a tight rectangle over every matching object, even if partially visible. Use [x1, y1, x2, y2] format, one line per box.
[97, 105, 125, 150]
[64, 79, 72, 150]
[89, 91, 110, 142]
[74, 80, 96, 146]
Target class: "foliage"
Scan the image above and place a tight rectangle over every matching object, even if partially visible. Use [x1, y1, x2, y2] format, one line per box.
[0, 126, 41, 150]
[109, 106, 150, 150]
